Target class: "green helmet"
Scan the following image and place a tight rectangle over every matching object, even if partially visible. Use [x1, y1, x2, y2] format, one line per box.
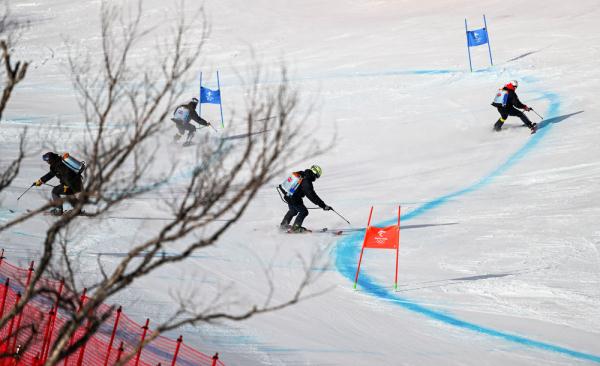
[310, 164, 322, 178]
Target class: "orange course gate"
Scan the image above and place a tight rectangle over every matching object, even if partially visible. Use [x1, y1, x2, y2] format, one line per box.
[353, 206, 401, 290]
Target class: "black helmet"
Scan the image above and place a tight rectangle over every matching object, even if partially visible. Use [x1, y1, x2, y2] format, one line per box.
[191, 97, 199, 104]
[42, 152, 59, 163]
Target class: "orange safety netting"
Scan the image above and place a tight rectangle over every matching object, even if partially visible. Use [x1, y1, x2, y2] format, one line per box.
[0, 251, 224, 366]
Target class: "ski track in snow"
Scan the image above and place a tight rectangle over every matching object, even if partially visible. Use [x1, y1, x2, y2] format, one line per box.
[1, 66, 597, 363]
[334, 71, 600, 363]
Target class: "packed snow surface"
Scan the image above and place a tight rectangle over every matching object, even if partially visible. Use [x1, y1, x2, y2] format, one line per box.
[1, 0, 599, 365]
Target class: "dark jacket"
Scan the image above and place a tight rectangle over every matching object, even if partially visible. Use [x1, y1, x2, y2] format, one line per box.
[40, 153, 83, 193]
[177, 101, 209, 126]
[492, 87, 526, 109]
[290, 169, 326, 208]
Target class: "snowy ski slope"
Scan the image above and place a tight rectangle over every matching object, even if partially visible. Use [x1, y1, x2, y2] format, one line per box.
[1, 0, 600, 365]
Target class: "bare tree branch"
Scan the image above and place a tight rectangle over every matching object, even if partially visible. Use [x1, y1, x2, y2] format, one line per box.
[0, 1, 29, 121]
[0, 1, 332, 365]
[0, 128, 24, 192]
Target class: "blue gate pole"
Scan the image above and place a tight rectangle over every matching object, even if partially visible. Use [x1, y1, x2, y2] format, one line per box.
[198, 72, 203, 119]
[483, 14, 494, 66]
[216, 70, 225, 128]
[465, 19, 473, 72]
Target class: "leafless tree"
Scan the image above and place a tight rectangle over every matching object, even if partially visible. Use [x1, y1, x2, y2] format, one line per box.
[0, 0, 29, 121]
[0, 131, 24, 193]
[0, 1, 330, 365]
[0, 2, 29, 354]
[0, 1, 27, 194]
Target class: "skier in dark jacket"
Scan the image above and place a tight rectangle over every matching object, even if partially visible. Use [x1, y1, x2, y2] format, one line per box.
[491, 80, 536, 132]
[171, 97, 211, 145]
[34, 152, 83, 216]
[278, 165, 332, 233]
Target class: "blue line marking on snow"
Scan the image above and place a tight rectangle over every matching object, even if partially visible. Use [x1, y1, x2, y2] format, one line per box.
[346, 69, 458, 78]
[334, 86, 600, 363]
[1, 67, 594, 362]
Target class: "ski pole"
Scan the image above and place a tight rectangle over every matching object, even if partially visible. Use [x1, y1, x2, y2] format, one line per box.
[17, 184, 35, 201]
[332, 209, 351, 225]
[531, 108, 544, 120]
[209, 123, 218, 133]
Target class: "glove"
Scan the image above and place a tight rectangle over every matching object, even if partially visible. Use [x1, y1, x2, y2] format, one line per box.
[523, 105, 532, 111]
[323, 205, 332, 211]
[34, 179, 43, 187]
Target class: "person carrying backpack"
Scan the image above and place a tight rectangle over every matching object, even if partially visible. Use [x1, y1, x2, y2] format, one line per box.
[34, 152, 85, 216]
[171, 97, 212, 146]
[278, 165, 332, 233]
[491, 80, 537, 133]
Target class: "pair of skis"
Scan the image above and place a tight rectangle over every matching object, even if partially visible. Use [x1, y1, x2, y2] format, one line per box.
[283, 227, 345, 236]
[495, 108, 543, 134]
[495, 122, 537, 134]
[42, 209, 93, 217]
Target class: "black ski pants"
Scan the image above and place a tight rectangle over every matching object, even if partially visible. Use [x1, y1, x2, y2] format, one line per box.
[173, 120, 196, 135]
[496, 106, 534, 128]
[282, 196, 309, 228]
[51, 185, 79, 209]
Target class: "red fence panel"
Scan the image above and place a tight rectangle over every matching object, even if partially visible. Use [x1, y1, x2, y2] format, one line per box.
[0, 250, 223, 366]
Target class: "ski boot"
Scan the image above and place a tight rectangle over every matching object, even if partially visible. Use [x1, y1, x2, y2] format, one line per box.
[50, 207, 63, 216]
[493, 120, 504, 131]
[289, 224, 308, 233]
[183, 132, 195, 146]
[279, 222, 291, 232]
[173, 133, 183, 142]
[529, 122, 537, 134]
